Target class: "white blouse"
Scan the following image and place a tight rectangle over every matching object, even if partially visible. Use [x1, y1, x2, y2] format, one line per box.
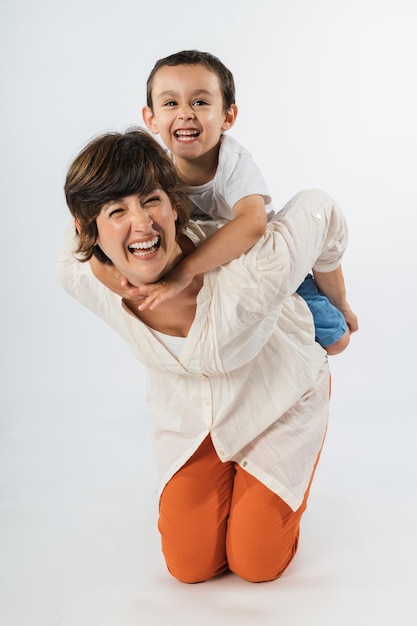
[149, 329, 186, 359]
[58, 189, 348, 510]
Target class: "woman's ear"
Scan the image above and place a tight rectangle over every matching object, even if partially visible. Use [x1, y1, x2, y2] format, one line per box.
[221, 103, 238, 131]
[142, 106, 160, 135]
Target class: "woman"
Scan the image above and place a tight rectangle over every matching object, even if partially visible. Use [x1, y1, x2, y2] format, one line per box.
[59, 128, 353, 584]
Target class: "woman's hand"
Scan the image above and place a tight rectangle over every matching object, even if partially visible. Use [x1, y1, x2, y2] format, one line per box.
[89, 256, 144, 301]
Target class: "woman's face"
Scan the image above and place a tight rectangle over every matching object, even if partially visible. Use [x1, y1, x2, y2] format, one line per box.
[95, 188, 181, 286]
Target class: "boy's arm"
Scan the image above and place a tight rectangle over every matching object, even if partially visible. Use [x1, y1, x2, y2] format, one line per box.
[136, 194, 267, 311]
[313, 265, 359, 333]
[178, 194, 267, 281]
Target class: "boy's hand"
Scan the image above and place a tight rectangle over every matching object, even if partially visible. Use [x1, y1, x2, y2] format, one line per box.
[90, 255, 193, 309]
[137, 266, 194, 311]
[340, 304, 359, 335]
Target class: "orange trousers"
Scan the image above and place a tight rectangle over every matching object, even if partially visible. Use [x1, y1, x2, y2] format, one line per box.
[158, 435, 322, 583]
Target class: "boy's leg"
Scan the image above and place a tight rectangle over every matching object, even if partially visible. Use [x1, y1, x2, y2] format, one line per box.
[297, 274, 347, 350]
[158, 435, 235, 583]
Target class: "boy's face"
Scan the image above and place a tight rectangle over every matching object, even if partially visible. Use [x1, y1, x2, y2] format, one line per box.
[142, 64, 237, 168]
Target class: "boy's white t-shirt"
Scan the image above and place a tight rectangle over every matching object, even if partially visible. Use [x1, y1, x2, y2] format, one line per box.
[175, 134, 277, 222]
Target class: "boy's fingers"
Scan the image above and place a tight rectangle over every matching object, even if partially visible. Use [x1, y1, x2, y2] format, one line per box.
[137, 290, 166, 312]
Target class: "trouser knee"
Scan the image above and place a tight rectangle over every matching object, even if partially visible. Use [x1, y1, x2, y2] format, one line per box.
[228, 533, 299, 583]
[164, 551, 226, 584]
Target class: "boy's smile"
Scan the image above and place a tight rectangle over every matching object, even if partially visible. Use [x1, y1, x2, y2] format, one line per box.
[174, 128, 201, 142]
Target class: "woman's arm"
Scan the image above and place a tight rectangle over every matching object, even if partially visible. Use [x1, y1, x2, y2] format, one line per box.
[258, 189, 350, 307]
[57, 222, 122, 316]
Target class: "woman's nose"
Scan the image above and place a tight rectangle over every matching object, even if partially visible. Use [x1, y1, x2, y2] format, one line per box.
[131, 207, 152, 230]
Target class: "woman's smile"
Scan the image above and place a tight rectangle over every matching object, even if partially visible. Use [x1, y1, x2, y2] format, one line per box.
[128, 235, 162, 258]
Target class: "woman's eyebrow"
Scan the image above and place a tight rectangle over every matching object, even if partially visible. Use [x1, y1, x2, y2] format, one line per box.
[101, 198, 124, 212]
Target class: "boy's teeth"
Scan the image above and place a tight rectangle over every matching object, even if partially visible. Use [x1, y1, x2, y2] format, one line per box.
[175, 130, 199, 137]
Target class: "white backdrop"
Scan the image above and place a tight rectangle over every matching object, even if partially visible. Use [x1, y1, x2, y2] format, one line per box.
[1, 1, 416, 625]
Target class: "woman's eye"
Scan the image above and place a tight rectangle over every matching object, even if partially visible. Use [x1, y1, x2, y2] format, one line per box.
[109, 208, 124, 217]
[143, 195, 161, 206]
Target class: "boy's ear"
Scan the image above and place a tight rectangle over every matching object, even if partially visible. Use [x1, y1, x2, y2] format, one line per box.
[142, 106, 159, 134]
[221, 104, 238, 131]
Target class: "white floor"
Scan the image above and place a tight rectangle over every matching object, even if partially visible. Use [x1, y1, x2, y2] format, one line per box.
[1, 325, 416, 626]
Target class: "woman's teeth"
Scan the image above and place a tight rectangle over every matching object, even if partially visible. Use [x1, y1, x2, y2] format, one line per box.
[128, 236, 160, 256]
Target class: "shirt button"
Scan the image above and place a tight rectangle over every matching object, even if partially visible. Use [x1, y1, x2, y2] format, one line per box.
[242, 460, 247, 467]
[315, 212, 322, 220]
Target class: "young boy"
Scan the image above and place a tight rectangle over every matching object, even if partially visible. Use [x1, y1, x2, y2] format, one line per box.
[95, 50, 358, 354]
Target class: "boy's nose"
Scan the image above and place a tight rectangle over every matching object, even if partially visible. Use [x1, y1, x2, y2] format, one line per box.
[178, 104, 195, 120]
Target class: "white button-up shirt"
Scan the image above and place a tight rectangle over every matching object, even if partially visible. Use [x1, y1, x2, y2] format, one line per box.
[58, 189, 348, 510]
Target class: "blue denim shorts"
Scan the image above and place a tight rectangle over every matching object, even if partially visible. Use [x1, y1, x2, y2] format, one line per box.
[296, 274, 347, 348]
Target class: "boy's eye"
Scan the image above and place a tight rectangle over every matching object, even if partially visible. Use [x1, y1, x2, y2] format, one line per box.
[164, 100, 177, 107]
[193, 99, 208, 106]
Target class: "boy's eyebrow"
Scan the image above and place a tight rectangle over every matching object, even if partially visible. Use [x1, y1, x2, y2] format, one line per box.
[155, 88, 214, 100]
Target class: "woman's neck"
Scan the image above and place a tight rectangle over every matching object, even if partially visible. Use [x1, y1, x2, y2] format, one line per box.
[123, 232, 202, 337]
[124, 273, 203, 337]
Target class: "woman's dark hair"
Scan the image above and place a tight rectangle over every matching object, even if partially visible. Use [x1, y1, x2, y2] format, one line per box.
[64, 128, 191, 263]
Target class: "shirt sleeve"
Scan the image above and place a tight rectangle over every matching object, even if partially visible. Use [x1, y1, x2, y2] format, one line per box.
[257, 188, 349, 301]
[216, 136, 274, 216]
[57, 222, 123, 323]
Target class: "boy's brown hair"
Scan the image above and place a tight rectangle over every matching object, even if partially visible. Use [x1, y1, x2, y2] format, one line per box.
[146, 49, 236, 112]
